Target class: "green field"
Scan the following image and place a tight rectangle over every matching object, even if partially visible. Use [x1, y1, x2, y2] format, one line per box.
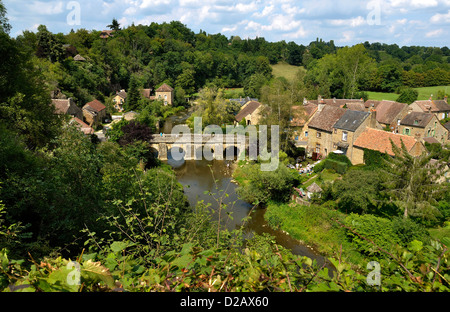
[365, 85, 450, 101]
[271, 62, 305, 82]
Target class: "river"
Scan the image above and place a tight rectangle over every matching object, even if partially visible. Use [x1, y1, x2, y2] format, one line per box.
[162, 108, 330, 268]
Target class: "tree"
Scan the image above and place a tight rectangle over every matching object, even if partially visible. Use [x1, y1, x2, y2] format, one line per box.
[383, 140, 447, 221]
[125, 75, 141, 111]
[0, 0, 11, 34]
[107, 18, 121, 31]
[396, 88, 418, 104]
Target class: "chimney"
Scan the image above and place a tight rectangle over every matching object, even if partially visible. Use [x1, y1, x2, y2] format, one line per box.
[445, 96, 448, 103]
[369, 109, 377, 128]
[303, 97, 307, 105]
[318, 95, 324, 104]
[318, 103, 325, 112]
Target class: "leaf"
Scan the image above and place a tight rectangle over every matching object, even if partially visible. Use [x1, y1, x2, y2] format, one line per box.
[409, 240, 423, 252]
[81, 260, 114, 288]
[110, 241, 128, 253]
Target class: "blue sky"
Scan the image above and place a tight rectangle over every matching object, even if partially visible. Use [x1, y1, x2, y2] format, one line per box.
[3, 0, 450, 47]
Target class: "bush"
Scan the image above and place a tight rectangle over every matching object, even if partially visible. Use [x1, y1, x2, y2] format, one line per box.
[344, 213, 401, 256]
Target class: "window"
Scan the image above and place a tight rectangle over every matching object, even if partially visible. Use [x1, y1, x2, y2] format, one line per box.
[316, 131, 321, 138]
[404, 128, 410, 135]
[305, 131, 308, 137]
[342, 131, 348, 142]
[334, 128, 337, 134]
[295, 136, 299, 141]
[315, 144, 320, 153]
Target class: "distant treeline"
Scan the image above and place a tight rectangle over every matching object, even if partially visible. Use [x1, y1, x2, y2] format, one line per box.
[12, 20, 450, 104]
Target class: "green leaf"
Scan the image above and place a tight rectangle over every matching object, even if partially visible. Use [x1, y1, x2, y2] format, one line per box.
[110, 241, 128, 253]
[409, 240, 423, 252]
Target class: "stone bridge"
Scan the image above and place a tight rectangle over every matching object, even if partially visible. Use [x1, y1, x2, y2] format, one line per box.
[148, 133, 253, 160]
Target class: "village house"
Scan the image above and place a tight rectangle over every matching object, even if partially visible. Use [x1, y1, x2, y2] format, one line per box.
[51, 98, 83, 120]
[290, 100, 318, 148]
[399, 111, 448, 145]
[352, 128, 426, 165]
[369, 100, 409, 133]
[141, 88, 153, 100]
[230, 96, 259, 107]
[112, 90, 127, 112]
[100, 30, 114, 39]
[235, 100, 264, 126]
[409, 98, 450, 120]
[82, 99, 107, 128]
[155, 83, 174, 106]
[69, 117, 94, 135]
[306, 105, 346, 159]
[331, 109, 381, 161]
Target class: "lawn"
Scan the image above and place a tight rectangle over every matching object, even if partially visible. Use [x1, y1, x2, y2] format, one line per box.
[365, 85, 450, 101]
[271, 62, 305, 82]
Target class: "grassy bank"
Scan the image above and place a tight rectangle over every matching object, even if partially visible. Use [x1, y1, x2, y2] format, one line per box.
[264, 201, 365, 265]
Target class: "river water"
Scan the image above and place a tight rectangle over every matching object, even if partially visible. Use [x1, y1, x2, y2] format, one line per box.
[163, 109, 329, 268]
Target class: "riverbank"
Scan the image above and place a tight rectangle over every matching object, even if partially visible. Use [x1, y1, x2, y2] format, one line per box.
[263, 201, 365, 266]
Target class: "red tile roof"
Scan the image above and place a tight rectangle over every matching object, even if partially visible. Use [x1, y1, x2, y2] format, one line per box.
[84, 99, 106, 112]
[354, 128, 421, 156]
[70, 117, 94, 135]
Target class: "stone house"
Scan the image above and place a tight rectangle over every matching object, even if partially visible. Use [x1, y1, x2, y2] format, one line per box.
[113, 90, 127, 112]
[51, 98, 83, 120]
[409, 98, 450, 120]
[331, 109, 380, 162]
[399, 111, 449, 144]
[82, 99, 107, 128]
[370, 100, 409, 133]
[235, 100, 264, 126]
[290, 101, 318, 148]
[155, 83, 174, 106]
[352, 128, 426, 165]
[69, 117, 94, 135]
[306, 105, 346, 158]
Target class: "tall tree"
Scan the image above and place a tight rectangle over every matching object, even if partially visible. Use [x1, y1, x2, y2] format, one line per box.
[107, 18, 121, 31]
[383, 140, 447, 221]
[0, 0, 11, 34]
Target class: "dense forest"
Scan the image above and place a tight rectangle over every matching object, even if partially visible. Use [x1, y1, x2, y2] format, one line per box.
[1, 1, 450, 294]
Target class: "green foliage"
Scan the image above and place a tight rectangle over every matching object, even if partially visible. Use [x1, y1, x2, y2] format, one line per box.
[396, 87, 418, 104]
[235, 163, 299, 205]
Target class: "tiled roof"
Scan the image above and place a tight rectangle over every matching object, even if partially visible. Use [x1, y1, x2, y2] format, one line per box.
[413, 100, 450, 113]
[353, 128, 420, 156]
[290, 103, 318, 127]
[374, 100, 407, 125]
[333, 110, 370, 132]
[423, 137, 440, 144]
[116, 90, 127, 99]
[235, 101, 261, 122]
[84, 99, 106, 113]
[400, 111, 434, 128]
[156, 83, 174, 92]
[70, 117, 94, 135]
[307, 105, 346, 132]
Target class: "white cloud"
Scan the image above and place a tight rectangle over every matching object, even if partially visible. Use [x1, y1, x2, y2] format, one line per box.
[426, 28, 444, 37]
[329, 16, 366, 27]
[27, 1, 65, 15]
[389, 0, 439, 8]
[430, 10, 450, 23]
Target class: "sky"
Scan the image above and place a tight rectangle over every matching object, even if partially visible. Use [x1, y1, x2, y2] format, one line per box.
[3, 0, 450, 47]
